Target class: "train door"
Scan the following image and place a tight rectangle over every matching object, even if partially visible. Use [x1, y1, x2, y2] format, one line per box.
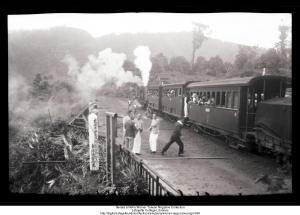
[241, 82, 263, 137]
[246, 78, 286, 133]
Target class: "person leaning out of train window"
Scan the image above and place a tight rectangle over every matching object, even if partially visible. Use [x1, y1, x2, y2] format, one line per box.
[209, 97, 215, 106]
[191, 93, 198, 104]
[205, 98, 212, 105]
[199, 96, 206, 105]
[197, 97, 202, 105]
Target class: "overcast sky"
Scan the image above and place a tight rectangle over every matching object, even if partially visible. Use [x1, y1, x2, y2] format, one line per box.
[8, 13, 291, 49]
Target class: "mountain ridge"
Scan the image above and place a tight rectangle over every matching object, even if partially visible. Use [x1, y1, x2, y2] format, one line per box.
[8, 27, 266, 82]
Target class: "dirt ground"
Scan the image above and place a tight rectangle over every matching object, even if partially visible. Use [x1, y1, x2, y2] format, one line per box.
[96, 96, 292, 196]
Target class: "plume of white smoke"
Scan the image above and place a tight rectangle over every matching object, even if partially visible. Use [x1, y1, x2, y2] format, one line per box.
[9, 71, 82, 130]
[133, 46, 152, 86]
[63, 48, 143, 99]
[9, 72, 31, 117]
[62, 54, 79, 77]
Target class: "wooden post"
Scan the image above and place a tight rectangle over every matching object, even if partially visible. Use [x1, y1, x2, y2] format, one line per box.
[106, 115, 111, 182]
[88, 108, 99, 171]
[110, 113, 117, 184]
[156, 176, 159, 196]
[106, 112, 117, 185]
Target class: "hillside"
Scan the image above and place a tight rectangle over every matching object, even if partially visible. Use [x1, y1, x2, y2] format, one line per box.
[8, 27, 267, 83]
[95, 32, 251, 63]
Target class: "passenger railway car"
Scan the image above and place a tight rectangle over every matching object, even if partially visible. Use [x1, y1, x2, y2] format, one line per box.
[185, 75, 290, 149]
[147, 75, 291, 156]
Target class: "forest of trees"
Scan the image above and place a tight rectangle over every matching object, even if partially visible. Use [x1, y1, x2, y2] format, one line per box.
[148, 24, 291, 85]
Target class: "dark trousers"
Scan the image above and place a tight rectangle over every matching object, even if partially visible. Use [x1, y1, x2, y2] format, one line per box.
[162, 136, 184, 154]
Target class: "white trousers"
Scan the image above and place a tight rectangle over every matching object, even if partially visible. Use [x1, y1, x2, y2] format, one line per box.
[149, 133, 158, 152]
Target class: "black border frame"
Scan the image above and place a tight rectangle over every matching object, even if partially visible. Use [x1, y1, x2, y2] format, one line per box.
[2, 4, 299, 205]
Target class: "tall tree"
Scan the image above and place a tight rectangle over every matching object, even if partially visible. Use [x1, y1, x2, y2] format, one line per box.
[193, 56, 208, 74]
[207, 56, 226, 77]
[234, 45, 259, 75]
[224, 62, 235, 77]
[169, 56, 191, 74]
[31, 73, 52, 101]
[148, 54, 169, 85]
[155, 53, 169, 72]
[255, 25, 291, 76]
[276, 25, 290, 60]
[191, 23, 209, 72]
[275, 25, 291, 72]
[256, 48, 282, 73]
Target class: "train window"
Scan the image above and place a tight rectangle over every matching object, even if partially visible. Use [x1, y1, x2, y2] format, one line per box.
[232, 91, 239, 109]
[179, 88, 182, 96]
[212, 92, 215, 99]
[216, 92, 220, 106]
[221, 92, 226, 107]
[226, 92, 232, 108]
[285, 88, 292, 98]
[174, 89, 177, 97]
[207, 92, 210, 99]
[199, 92, 203, 97]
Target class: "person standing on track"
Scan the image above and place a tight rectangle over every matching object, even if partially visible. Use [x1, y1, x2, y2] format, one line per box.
[149, 113, 160, 153]
[161, 120, 185, 157]
[132, 113, 143, 155]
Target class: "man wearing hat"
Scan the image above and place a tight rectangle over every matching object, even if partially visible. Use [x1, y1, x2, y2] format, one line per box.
[161, 120, 185, 156]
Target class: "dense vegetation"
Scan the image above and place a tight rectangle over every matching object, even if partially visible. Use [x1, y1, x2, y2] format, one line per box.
[9, 120, 148, 195]
[148, 25, 291, 84]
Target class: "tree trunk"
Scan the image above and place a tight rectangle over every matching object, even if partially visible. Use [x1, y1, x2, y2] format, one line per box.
[191, 47, 196, 72]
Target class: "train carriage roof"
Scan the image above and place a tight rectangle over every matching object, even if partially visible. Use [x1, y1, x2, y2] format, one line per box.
[147, 85, 161, 89]
[186, 75, 290, 88]
[162, 82, 186, 87]
[160, 81, 201, 88]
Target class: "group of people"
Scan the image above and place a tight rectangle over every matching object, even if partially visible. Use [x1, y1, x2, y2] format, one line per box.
[188, 93, 215, 106]
[123, 111, 160, 155]
[122, 110, 185, 157]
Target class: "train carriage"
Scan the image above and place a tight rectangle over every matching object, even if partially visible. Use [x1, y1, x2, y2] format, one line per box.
[146, 75, 291, 156]
[185, 75, 291, 149]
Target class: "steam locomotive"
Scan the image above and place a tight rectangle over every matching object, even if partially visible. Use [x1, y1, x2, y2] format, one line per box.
[146, 75, 292, 160]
